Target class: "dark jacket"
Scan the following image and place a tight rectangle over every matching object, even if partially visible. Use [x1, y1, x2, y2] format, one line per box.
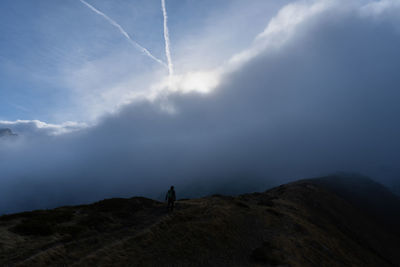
[166, 189, 176, 201]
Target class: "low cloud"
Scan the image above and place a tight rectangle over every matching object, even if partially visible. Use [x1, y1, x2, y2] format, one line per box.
[1, 0, 400, 213]
[0, 120, 87, 137]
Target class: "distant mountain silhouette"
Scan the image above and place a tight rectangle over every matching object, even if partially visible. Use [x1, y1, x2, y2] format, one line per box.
[0, 175, 399, 266]
[0, 128, 17, 138]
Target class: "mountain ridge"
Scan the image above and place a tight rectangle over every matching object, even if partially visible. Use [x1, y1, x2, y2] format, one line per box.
[0, 175, 399, 266]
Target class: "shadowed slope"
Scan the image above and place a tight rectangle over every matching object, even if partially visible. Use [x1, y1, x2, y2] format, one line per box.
[305, 174, 400, 233]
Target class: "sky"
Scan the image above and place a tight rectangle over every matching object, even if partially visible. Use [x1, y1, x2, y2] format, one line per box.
[0, 0, 286, 123]
[1, 0, 400, 213]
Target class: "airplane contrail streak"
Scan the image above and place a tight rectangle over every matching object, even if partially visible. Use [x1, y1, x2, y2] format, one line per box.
[79, 0, 167, 68]
[161, 0, 174, 75]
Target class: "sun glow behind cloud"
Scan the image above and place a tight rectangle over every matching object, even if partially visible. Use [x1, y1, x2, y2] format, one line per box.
[150, 0, 335, 100]
[159, 70, 222, 94]
[52, 1, 292, 124]
[70, 0, 303, 121]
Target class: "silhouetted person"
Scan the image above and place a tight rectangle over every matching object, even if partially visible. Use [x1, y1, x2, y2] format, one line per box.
[165, 186, 176, 212]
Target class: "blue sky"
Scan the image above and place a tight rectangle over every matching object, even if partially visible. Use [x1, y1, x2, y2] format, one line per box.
[0, 0, 285, 123]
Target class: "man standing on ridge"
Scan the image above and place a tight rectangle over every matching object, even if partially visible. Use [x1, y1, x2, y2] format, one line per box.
[165, 186, 176, 212]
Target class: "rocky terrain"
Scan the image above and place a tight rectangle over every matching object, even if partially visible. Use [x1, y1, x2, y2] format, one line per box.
[0, 175, 399, 266]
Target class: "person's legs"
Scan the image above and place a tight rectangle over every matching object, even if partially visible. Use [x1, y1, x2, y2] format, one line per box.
[167, 199, 173, 212]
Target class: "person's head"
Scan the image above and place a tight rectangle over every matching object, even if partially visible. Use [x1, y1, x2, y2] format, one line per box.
[170, 185, 174, 190]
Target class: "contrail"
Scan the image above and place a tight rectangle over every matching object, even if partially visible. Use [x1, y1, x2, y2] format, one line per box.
[161, 0, 174, 75]
[79, 0, 166, 68]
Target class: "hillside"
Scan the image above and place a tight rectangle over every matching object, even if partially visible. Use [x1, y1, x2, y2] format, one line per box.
[0, 176, 399, 266]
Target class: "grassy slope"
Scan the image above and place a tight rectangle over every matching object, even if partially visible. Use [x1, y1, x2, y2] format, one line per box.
[0, 177, 399, 266]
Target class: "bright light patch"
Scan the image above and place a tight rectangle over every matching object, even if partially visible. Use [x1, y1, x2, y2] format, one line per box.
[162, 70, 222, 94]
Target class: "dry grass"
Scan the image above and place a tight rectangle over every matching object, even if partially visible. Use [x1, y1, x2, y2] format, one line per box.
[0, 180, 399, 266]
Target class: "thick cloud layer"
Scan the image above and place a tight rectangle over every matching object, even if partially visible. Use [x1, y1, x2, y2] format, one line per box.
[1, 0, 400, 213]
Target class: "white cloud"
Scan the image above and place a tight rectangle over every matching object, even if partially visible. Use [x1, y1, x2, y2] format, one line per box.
[146, 0, 340, 99]
[57, 1, 287, 122]
[361, 0, 400, 16]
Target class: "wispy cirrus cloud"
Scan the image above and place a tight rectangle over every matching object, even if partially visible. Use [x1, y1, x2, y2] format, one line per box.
[79, 0, 167, 68]
[161, 0, 174, 76]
